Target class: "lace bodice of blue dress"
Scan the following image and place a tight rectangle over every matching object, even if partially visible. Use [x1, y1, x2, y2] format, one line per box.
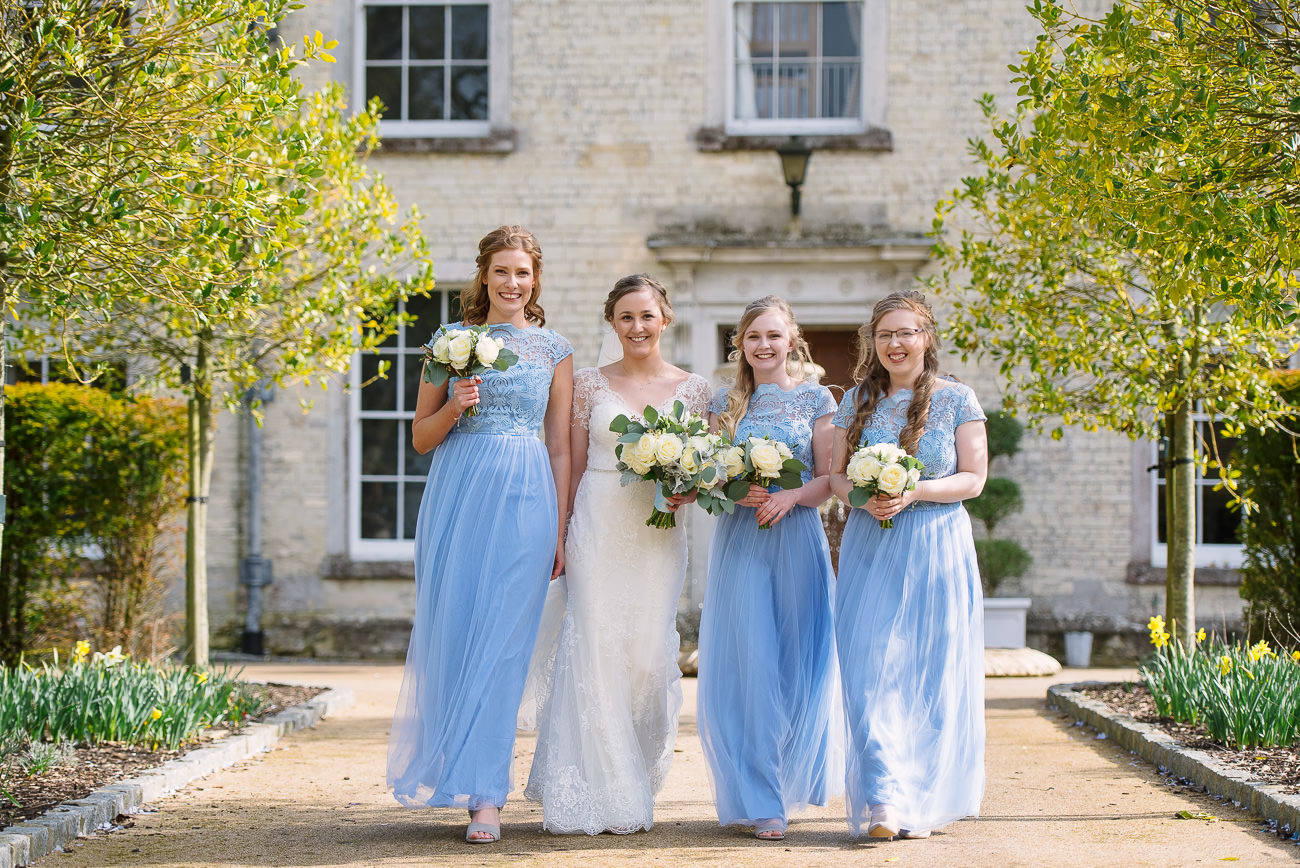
[430, 322, 573, 436]
[709, 381, 838, 483]
[832, 378, 986, 510]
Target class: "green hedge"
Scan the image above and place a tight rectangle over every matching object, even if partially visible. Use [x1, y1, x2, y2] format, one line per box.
[1, 384, 186, 665]
[1237, 370, 1300, 643]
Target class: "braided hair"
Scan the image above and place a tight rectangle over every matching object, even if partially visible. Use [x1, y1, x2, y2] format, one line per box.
[840, 290, 940, 467]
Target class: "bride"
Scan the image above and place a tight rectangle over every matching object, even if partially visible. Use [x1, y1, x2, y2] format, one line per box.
[522, 273, 710, 834]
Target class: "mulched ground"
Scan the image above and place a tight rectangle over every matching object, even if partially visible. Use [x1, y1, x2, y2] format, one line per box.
[1083, 682, 1300, 795]
[0, 683, 322, 830]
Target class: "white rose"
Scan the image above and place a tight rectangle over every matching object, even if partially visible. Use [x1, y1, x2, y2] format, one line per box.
[679, 447, 701, 475]
[446, 331, 474, 369]
[430, 333, 451, 364]
[775, 441, 794, 461]
[877, 463, 910, 496]
[654, 432, 684, 465]
[689, 435, 713, 457]
[847, 452, 883, 487]
[722, 446, 746, 478]
[475, 332, 500, 365]
[626, 432, 659, 475]
[870, 443, 907, 464]
[748, 438, 784, 477]
[907, 467, 921, 486]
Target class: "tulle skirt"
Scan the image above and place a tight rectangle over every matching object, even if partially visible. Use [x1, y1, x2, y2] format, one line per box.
[836, 502, 985, 835]
[698, 504, 839, 826]
[521, 468, 686, 834]
[387, 431, 558, 810]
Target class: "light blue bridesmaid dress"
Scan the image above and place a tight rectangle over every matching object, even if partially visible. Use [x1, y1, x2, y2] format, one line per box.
[387, 322, 572, 811]
[833, 379, 986, 835]
[697, 382, 839, 827]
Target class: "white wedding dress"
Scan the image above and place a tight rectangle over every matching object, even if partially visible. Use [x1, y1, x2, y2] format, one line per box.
[521, 366, 711, 834]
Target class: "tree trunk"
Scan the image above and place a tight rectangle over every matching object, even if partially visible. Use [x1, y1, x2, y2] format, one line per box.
[184, 329, 215, 666]
[1165, 400, 1197, 648]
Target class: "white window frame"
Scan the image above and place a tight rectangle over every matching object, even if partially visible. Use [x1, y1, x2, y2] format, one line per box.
[723, 0, 885, 136]
[1148, 413, 1244, 569]
[348, 288, 462, 560]
[352, 0, 509, 139]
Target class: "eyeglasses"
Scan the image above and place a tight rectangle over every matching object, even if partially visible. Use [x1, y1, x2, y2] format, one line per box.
[874, 328, 924, 343]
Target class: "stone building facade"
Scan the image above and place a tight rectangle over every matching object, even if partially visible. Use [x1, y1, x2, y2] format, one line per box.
[200, 0, 1250, 662]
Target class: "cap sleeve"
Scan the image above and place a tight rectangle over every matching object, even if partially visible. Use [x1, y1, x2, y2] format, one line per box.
[814, 385, 837, 420]
[571, 367, 602, 431]
[832, 386, 859, 429]
[708, 385, 730, 417]
[955, 382, 987, 427]
[678, 374, 713, 417]
[550, 331, 574, 366]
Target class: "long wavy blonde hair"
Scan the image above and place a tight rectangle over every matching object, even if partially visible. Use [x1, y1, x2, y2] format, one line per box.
[717, 295, 814, 439]
[460, 225, 547, 326]
[840, 290, 940, 467]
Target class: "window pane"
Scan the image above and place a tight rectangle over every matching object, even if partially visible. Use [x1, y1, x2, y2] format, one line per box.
[409, 5, 445, 60]
[822, 2, 860, 57]
[744, 3, 773, 56]
[365, 7, 403, 59]
[365, 66, 402, 119]
[450, 66, 488, 120]
[1200, 485, 1241, 545]
[406, 291, 443, 336]
[404, 352, 425, 412]
[778, 61, 811, 117]
[778, 3, 812, 58]
[361, 419, 399, 476]
[409, 66, 445, 120]
[360, 354, 398, 412]
[451, 5, 488, 59]
[822, 61, 858, 117]
[404, 431, 433, 478]
[361, 482, 398, 539]
[404, 482, 425, 538]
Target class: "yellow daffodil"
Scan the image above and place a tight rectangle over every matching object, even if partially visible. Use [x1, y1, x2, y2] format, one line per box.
[1248, 640, 1273, 662]
[1151, 630, 1170, 649]
[195, 671, 208, 685]
[1196, 628, 1206, 643]
[73, 640, 91, 660]
[1148, 615, 1165, 633]
[1243, 668, 1255, 681]
[1218, 656, 1232, 676]
[1292, 650, 1300, 663]
[150, 708, 162, 721]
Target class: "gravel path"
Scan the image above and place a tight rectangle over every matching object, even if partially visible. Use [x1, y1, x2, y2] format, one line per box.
[41, 663, 1300, 867]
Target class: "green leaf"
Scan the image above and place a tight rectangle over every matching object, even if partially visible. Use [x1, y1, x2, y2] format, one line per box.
[609, 414, 631, 434]
[422, 364, 450, 386]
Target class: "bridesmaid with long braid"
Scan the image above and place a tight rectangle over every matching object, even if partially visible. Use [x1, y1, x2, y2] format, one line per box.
[830, 289, 988, 841]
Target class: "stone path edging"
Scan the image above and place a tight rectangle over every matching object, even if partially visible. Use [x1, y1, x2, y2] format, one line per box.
[0, 686, 354, 868]
[1048, 681, 1300, 835]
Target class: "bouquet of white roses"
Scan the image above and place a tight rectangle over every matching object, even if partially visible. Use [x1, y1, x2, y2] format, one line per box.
[422, 325, 519, 416]
[721, 435, 807, 529]
[610, 401, 737, 528]
[845, 442, 924, 528]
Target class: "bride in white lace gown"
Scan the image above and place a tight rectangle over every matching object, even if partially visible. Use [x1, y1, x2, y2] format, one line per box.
[522, 275, 711, 834]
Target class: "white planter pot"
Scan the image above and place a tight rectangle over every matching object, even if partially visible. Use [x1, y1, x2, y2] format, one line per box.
[983, 597, 1031, 649]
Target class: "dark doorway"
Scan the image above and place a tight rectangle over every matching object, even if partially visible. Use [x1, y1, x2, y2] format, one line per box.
[804, 327, 860, 399]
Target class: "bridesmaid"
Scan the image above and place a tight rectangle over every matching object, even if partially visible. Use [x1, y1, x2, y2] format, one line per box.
[387, 225, 573, 844]
[697, 295, 838, 841]
[830, 289, 987, 840]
